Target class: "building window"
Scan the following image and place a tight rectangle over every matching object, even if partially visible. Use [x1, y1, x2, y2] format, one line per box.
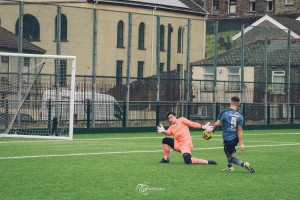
[16, 14, 40, 41]
[177, 27, 184, 53]
[160, 63, 164, 74]
[137, 61, 144, 80]
[203, 67, 214, 91]
[160, 25, 165, 51]
[117, 20, 124, 48]
[212, 0, 219, 14]
[286, 0, 294, 5]
[0, 56, 9, 82]
[249, 0, 256, 12]
[24, 57, 30, 67]
[55, 14, 68, 41]
[116, 60, 123, 85]
[228, 68, 240, 91]
[55, 60, 67, 87]
[229, 0, 236, 14]
[177, 64, 182, 74]
[266, 0, 273, 11]
[272, 71, 285, 93]
[138, 22, 145, 50]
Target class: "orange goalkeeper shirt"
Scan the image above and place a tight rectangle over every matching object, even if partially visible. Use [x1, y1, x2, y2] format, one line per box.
[164, 117, 202, 154]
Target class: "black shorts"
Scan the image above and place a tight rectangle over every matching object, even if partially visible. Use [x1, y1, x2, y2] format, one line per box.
[223, 137, 239, 156]
[162, 137, 174, 149]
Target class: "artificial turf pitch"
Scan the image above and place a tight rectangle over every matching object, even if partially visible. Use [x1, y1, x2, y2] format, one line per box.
[0, 129, 299, 199]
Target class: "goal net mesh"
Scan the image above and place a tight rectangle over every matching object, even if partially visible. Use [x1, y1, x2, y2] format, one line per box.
[0, 53, 76, 139]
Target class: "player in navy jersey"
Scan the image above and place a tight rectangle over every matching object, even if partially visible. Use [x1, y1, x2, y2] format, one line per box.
[212, 96, 255, 173]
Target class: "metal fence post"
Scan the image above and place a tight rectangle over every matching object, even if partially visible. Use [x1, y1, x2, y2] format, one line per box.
[122, 101, 126, 127]
[47, 99, 51, 129]
[156, 101, 160, 126]
[215, 102, 219, 121]
[290, 103, 294, 124]
[267, 103, 270, 125]
[92, 8, 98, 126]
[86, 99, 91, 129]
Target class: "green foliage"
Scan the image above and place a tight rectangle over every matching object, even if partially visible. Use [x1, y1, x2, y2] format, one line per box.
[0, 129, 300, 199]
[206, 30, 240, 58]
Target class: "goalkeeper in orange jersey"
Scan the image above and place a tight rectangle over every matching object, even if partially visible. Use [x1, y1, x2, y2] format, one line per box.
[156, 112, 217, 165]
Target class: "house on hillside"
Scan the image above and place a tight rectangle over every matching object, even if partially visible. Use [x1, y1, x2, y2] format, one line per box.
[232, 14, 300, 46]
[191, 14, 300, 119]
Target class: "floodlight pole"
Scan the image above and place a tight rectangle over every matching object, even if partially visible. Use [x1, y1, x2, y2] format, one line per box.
[156, 16, 161, 126]
[125, 13, 132, 127]
[287, 30, 291, 123]
[17, 1, 24, 126]
[186, 19, 191, 118]
[264, 28, 268, 123]
[240, 24, 245, 104]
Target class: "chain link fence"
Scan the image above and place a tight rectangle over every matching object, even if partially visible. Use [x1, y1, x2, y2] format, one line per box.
[0, 1, 299, 129]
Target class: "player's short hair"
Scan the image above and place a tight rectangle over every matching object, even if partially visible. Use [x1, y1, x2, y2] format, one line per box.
[167, 111, 176, 119]
[231, 96, 240, 103]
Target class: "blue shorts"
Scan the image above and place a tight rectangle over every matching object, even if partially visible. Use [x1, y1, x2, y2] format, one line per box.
[223, 137, 239, 156]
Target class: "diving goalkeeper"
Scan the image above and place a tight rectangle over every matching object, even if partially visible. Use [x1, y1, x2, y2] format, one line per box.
[157, 112, 217, 165]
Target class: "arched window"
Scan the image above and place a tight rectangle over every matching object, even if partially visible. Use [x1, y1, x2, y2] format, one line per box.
[55, 14, 68, 41]
[16, 14, 40, 41]
[117, 20, 124, 48]
[177, 27, 184, 53]
[138, 22, 145, 50]
[160, 25, 165, 51]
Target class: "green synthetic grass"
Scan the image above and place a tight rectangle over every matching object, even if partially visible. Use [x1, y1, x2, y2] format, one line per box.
[1, 129, 300, 200]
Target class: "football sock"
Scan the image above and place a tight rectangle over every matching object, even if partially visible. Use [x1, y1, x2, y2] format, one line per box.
[231, 157, 244, 166]
[162, 144, 170, 159]
[191, 157, 208, 164]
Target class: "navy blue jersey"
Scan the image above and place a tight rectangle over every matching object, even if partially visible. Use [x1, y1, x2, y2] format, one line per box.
[217, 109, 244, 141]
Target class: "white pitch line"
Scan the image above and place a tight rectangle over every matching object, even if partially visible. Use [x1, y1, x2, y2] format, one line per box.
[0, 132, 299, 144]
[0, 142, 300, 160]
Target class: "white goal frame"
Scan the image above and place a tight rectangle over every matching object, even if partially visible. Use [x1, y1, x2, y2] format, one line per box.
[0, 52, 76, 140]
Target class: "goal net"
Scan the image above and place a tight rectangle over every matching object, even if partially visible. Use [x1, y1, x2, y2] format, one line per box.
[0, 52, 76, 140]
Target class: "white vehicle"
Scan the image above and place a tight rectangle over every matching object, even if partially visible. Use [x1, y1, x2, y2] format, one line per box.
[40, 90, 122, 122]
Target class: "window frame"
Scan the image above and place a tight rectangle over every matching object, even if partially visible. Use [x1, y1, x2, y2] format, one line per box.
[203, 67, 214, 91]
[266, 0, 273, 11]
[117, 20, 124, 48]
[116, 60, 123, 85]
[249, 0, 256, 12]
[16, 14, 40, 41]
[177, 27, 184, 53]
[212, 0, 220, 14]
[271, 71, 285, 94]
[138, 22, 146, 50]
[228, 0, 237, 14]
[285, 0, 294, 5]
[160, 25, 165, 51]
[55, 59, 67, 87]
[160, 63, 164, 74]
[227, 67, 241, 91]
[137, 61, 144, 81]
[55, 13, 68, 42]
[0, 56, 9, 82]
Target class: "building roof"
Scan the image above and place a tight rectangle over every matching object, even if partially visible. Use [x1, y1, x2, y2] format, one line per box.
[0, 27, 46, 54]
[232, 15, 300, 41]
[88, 0, 208, 15]
[191, 39, 300, 67]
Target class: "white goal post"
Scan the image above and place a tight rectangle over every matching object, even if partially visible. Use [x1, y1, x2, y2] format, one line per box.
[0, 52, 76, 140]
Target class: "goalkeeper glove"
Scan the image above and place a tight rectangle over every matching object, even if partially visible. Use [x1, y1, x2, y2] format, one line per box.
[202, 122, 213, 132]
[157, 124, 166, 133]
